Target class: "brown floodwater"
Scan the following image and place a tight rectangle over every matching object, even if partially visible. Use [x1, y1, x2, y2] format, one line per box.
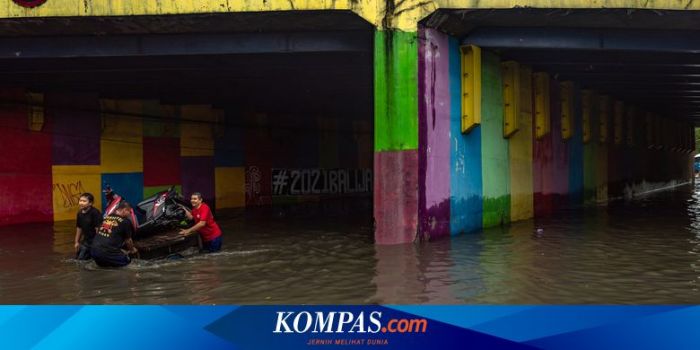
[1, 185, 700, 304]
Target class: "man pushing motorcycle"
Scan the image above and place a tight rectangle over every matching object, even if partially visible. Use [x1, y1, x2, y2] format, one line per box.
[179, 192, 223, 253]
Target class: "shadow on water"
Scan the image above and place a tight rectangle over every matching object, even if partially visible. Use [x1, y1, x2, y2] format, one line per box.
[2, 185, 700, 304]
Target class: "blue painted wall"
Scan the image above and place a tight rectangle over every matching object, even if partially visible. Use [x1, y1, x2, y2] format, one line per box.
[101, 172, 145, 211]
[449, 37, 483, 234]
[214, 108, 245, 167]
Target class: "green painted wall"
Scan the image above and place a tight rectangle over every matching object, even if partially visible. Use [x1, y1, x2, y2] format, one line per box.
[374, 30, 418, 152]
[143, 185, 182, 199]
[481, 52, 511, 227]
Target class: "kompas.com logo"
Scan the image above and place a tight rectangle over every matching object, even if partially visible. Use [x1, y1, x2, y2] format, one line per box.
[273, 311, 428, 334]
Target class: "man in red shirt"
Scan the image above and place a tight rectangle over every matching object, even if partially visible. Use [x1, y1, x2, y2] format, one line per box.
[180, 192, 223, 252]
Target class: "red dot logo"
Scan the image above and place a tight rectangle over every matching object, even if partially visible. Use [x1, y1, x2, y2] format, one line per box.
[13, 0, 47, 8]
[381, 327, 386, 333]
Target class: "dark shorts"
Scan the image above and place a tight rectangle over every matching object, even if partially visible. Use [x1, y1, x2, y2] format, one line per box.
[91, 248, 131, 268]
[202, 235, 222, 253]
[76, 243, 92, 260]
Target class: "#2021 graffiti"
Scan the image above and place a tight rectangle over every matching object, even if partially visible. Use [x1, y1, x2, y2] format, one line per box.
[272, 169, 372, 196]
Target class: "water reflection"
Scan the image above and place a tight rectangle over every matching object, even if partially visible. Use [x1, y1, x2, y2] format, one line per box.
[1, 186, 700, 304]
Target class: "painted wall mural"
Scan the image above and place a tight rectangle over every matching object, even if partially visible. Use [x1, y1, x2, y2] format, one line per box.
[0, 90, 370, 226]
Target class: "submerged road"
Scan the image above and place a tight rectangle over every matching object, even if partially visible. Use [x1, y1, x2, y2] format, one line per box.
[1, 184, 699, 304]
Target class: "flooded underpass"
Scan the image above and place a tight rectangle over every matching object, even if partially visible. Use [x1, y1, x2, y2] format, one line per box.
[1, 184, 699, 304]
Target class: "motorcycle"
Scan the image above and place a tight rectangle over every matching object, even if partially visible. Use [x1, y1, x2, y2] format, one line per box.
[103, 185, 191, 238]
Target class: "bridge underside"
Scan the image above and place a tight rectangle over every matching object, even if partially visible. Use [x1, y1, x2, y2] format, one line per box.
[0, 12, 375, 228]
[0, 7, 697, 245]
[375, 8, 698, 243]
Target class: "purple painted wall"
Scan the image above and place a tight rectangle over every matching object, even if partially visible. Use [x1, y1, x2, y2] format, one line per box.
[418, 27, 451, 240]
[181, 156, 215, 205]
[47, 92, 101, 165]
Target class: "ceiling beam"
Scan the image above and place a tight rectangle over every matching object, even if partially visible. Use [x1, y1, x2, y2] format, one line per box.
[463, 27, 700, 53]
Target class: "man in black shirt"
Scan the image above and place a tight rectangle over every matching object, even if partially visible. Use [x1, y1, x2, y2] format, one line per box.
[91, 201, 138, 268]
[74, 193, 102, 260]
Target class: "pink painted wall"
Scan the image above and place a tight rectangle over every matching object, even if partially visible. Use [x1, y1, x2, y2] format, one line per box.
[375, 150, 418, 244]
[549, 80, 570, 209]
[418, 27, 451, 240]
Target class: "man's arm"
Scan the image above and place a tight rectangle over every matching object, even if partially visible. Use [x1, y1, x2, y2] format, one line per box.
[181, 221, 205, 235]
[124, 224, 137, 254]
[180, 205, 193, 220]
[124, 238, 136, 253]
[74, 228, 82, 252]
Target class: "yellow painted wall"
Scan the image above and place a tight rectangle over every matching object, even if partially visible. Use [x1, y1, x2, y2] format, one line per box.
[0, 0, 383, 28]
[100, 99, 143, 173]
[436, 0, 700, 10]
[180, 105, 216, 157]
[3, 0, 698, 33]
[215, 167, 246, 209]
[51, 165, 102, 222]
[509, 65, 533, 221]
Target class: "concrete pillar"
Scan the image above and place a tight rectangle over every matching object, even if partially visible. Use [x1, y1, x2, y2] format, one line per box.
[417, 27, 452, 241]
[374, 29, 419, 244]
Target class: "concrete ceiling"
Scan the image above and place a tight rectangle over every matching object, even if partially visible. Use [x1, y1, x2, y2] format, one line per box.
[424, 8, 700, 122]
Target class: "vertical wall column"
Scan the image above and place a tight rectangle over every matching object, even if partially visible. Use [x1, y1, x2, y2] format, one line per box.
[374, 29, 419, 244]
[568, 83, 584, 205]
[509, 64, 534, 221]
[449, 38, 483, 234]
[550, 80, 570, 209]
[418, 27, 451, 241]
[533, 72, 554, 217]
[596, 96, 609, 202]
[481, 52, 511, 228]
[582, 90, 597, 203]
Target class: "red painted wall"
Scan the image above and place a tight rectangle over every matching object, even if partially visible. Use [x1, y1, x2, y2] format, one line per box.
[0, 88, 52, 225]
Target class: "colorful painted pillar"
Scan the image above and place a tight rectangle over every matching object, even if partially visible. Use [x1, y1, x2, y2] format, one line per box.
[449, 38, 483, 235]
[550, 80, 570, 209]
[481, 52, 511, 228]
[533, 72, 554, 217]
[608, 101, 623, 198]
[418, 27, 452, 241]
[374, 29, 419, 244]
[582, 90, 598, 204]
[568, 84, 584, 205]
[509, 64, 534, 222]
[596, 96, 609, 202]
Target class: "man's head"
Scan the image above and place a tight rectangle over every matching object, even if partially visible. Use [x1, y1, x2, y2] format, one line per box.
[190, 192, 203, 209]
[115, 201, 132, 218]
[78, 193, 94, 210]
